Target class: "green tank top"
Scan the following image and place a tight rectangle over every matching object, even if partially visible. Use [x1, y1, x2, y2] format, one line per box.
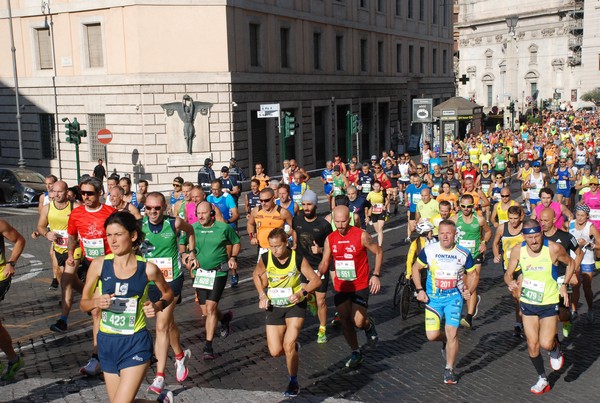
[142, 216, 182, 282]
[494, 155, 506, 171]
[456, 212, 481, 258]
[332, 175, 345, 196]
[518, 239, 559, 305]
[579, 175, 591, 195]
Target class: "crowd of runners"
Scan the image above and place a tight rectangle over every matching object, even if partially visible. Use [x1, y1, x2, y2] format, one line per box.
[0, 108, 599, 399]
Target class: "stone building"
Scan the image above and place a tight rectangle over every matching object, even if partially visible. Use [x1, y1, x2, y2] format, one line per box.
[0, 0, 455, 189]
[455, 0, 600, 127]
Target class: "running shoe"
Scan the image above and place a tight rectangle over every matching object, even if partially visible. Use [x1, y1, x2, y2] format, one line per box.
[50, 319, 68, 333]
[473, 295, 482, 318]
[345, 351, 363, 368]
[550, 178, 556, 184]
[175, 349, 191, 382]
[220, 310, 233, 338]
[203, 346, 217, 360]
[331, 312, 341, 327]
[157, 389, 174, 403]
[1, 356, 24, 381]
[365, 322, 379, 348]
[49, 278, 59, 290]
[317, 326, 327, 344]
[441, 342, 446, 361]
[147, 375, 165, 394]
[230, 274, 239, 288]
[562, 321, 572, 338]
[80, 357, 101, 376]
[571, 310, 579, 322]
[460, 316, 473, 329]
[550, 348, 565, 371]
[283, 380, 300, 397]
[443, 368, 458, 385]
[513, 324, 524, 338]
[530, 376, 550, 394]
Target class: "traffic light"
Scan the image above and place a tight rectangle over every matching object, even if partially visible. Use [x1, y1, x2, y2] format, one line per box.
[281, 112, 298, 138]
[508, 101, 515, 113]
[63, 117, 87, 144]
[350, 113, 359, 134]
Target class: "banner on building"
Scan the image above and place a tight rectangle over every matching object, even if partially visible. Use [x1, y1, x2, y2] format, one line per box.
[412, 98, 433, 123]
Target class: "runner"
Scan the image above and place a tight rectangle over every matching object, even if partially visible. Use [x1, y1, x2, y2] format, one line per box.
[109, 186, 142, 219]
[252, 162, 271, 191]
[415, 187, 440, 225]
[0, 219, 25, 381]
[366, 181, 388, 246]
[405, 173, 429, 243]
[450, 194, 492, 329]
[491, 187, 520, 228]
[37, 181, 82, 331]
[142, 192, 196, 394]
[383, 158, 400, 215]
[191, 201, 240, 360]
[321, 161, 335, 208]
[538, 207, 582, 338]
[80, 211, 175, 403]
[568, 203, 600, 324]
[554, 158, 575, 208]
[347, 186, 369, 230]
[173, 182, 194, 219]
[357, 163, 375, 197]
[290, 172, 310, 210]
[66, 176, 116, 375]
[318, 206, 383, 368]
[411, 219, 477, 384]
[505, 219, 573, 395]
[218, 166, 241, 206]
[276, 183, 299, 217]
[292, 190, 333, 343]
[207, 180, 239, 230]
[247, 188, 293, 262]
[531, 188, 573, 231]
[119, 177, 138, 209]
[524, 162, 546, 211]
[245, 179, 261, 220]
[492, 205, 524, 337]
[253, 228, 321, 397]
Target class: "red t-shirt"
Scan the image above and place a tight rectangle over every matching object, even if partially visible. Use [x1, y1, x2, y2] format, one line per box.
[328, 226, 370, 292]
[68, 204, 115, 260]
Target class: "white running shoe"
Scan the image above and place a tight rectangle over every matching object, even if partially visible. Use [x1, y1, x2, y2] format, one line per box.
[550, 349, 564, 371]
[530, 376, 550, 394]
[175, 349, 191, 382]
[80, 357, 101, 376]
[147, 375, 165, 394]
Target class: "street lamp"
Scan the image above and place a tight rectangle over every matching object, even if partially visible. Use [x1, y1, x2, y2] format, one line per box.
[506, 15, 519, 37]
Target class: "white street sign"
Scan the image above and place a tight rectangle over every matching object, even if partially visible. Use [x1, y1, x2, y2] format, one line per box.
[260, 103, 280, 113]
[257, 110, 278, 118]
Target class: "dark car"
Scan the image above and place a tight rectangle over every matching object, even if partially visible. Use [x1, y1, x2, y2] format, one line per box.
[0, 168, 47, 205]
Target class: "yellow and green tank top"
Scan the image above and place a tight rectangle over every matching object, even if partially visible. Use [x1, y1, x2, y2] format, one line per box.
[263, 250, 303, 308]
[518, 239, 559, 305]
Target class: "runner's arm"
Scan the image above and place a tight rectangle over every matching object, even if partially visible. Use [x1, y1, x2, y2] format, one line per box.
[0, 220, 25, 275]
[36, 204, 52, 239]
[492, 222, 504, 262]
[362, 231, 382, 276]
[298, 257, 322, 295]
[317, 237, 331, 275]
[144, 261, 175, 317]
[504, 244, 521, 289]
[80, 257, 104, 313]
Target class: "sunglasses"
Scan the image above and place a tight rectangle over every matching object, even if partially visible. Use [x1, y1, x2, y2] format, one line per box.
[173, 183, 182, 187]
[501, 195, 510, 198]
[81, 191, 97, 196]
[145, 206, 162, 211]
[259, 198, 272, 203]
[460, 204, 474, 208]
[496, 176, 504, 179]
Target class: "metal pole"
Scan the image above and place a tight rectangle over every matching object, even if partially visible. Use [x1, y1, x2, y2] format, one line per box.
[75, 141, 81, 183]
[7, 0, 25, 167]
[346, 111, 351, 162]
[44, 1, 62, 178]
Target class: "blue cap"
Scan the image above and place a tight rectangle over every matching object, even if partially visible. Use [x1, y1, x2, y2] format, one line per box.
[532, 161, 541, 167]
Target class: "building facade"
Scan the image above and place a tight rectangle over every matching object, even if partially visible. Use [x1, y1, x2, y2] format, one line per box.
[456, 0, 594, 125]
[0, 0, 454, 188]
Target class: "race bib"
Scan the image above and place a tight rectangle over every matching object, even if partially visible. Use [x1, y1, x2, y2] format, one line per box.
[577, 156, 586, 164]
[557, 180, 567, 190]
[362, 183, 371, 193]
[326, 174, 333, 183]
[481, 184, 490, 194]
[521, 278, 545, 303]
[82, 238, 104, 258]
[335, 260, 357, 281]
[432, 186, 440, 196]
[292, 194, 302, 205]
[435, 269, 459, 290]
[333, 186, 343, 196]
[372, 204, 384, 214]
[496, 161, 506, 170]
[54, 229, 68, 248]
[412, 193, 422, 204]
[101, 297, 137, 335]
[267, 287, 293, 307]
[458, 239, 476, 254]
[148, 258, 173, 282]
[590, 209, 600, 221]
[193, 268, 217, 290]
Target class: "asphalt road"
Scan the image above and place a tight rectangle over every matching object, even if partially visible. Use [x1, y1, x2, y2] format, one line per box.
[1, 178, 600, 402]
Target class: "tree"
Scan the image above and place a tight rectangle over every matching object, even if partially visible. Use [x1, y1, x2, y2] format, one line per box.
[581, 88, 600, 106]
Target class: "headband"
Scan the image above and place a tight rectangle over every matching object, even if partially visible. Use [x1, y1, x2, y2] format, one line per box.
[523, 226, 542, 234]
[575, 203, 590, 214]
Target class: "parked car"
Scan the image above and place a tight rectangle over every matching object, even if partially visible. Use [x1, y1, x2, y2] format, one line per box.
[0, 167, 47, 205]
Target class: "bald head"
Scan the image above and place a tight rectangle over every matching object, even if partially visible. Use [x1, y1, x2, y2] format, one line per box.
[539, 207, 556, 232]
[332, 206, 350, 233]
[52, 181, 69, 203]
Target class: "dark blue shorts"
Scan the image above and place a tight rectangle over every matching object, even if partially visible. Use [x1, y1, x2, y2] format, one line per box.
[520, 301, 558, 319]
[98, 329, 153, 374]
[148, 274, 184, 303]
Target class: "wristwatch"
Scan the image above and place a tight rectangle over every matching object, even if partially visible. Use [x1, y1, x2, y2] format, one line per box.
[6, 261, 16, 266]
[302, 290, 308, 296]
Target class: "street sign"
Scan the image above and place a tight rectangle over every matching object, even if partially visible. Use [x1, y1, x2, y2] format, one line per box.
[97, 128, 113, 144]
[260, 103, 280, 113]
[257, 110, 279, 118]
[412, 98, 433, 123]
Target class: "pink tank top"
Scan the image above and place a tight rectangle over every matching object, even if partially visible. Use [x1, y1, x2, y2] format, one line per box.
[534, 201, 563, 230]
[185, 202, 198, 224]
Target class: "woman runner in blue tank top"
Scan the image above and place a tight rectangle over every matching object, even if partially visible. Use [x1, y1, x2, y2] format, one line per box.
[81, 211, 174, 403]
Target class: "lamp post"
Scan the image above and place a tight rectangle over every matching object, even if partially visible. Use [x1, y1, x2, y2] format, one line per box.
[505, 15, 519, 129]
[7, 0, 25, 168]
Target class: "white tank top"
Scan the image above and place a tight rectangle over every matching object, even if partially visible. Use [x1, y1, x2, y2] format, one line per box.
[422, 150, 431, 164]
[528, 173, 545, 199]
[399, 163, 410, 180]
[569, 220, 595, 265]
[575, 148, 587, 165]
